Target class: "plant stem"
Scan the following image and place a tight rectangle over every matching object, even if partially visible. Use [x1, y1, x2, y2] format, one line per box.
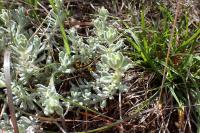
[4, 50, 19, 133]
[159, 0, 181, 102]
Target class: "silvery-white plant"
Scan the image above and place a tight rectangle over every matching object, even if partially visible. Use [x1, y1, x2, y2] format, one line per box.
[60, 7, 133, 108]
[11, 81, 35, 110]
[0, 6, 133, 120]
[36, 77, 63, 115]
[0, 8, 46, 85]
[0, 113, 40, 133]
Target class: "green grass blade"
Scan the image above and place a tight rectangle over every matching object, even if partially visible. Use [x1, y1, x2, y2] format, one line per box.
[60, 23, 71, 55]
[127, 36, 147, 62]
[0, 1, 4, 10]
[48, 0, 57, 12]
[141, 9, 148, 54]
[177, 28, 200, 51]
[48, 0, 71, 55]
[169, 85, 182, 107]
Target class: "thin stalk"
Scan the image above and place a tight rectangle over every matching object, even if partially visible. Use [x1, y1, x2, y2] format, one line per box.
[159, 0, 181, 102]
[4, 50, 19, 133]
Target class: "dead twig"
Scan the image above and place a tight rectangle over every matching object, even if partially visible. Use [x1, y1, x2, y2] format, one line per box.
[4, 50, 19, 133]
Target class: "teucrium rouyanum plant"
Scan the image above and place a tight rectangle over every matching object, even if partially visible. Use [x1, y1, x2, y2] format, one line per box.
[0, 6, 133, 121]
[0, 113, 40, 133]
[11, 82, 35, 110]
[37, 77, 63, 115]
[63, 7, 133, 108]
